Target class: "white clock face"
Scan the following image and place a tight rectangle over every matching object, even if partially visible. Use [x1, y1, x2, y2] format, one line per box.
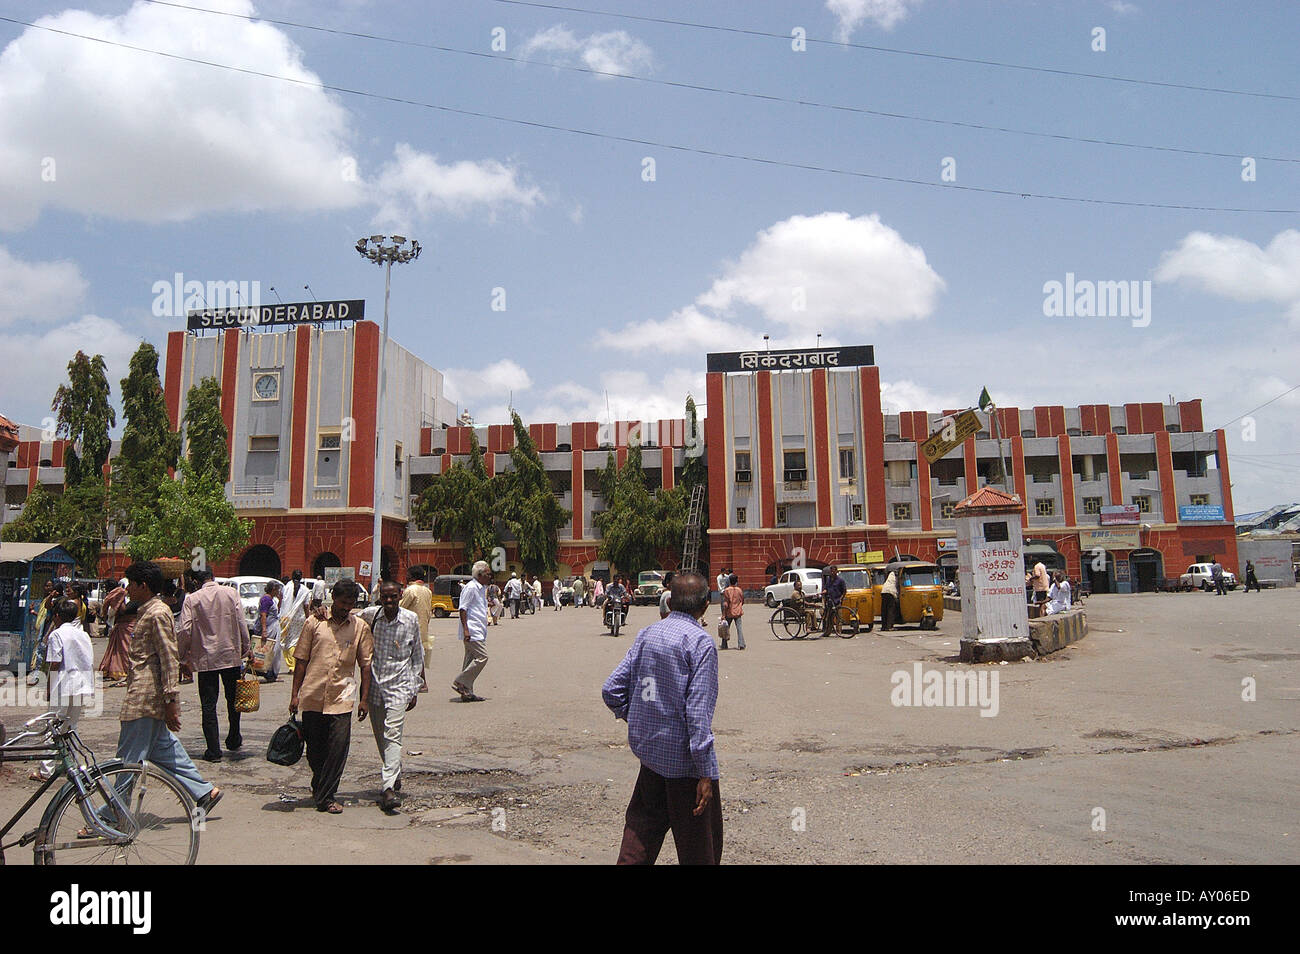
[255, 374, 278, 399]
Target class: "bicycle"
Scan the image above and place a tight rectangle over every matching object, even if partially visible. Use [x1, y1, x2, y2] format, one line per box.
[769, 603, 860, 639]
[0, 712, 199, 865]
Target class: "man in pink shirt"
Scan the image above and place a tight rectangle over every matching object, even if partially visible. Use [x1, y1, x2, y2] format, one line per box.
[178, 568, 252, 762]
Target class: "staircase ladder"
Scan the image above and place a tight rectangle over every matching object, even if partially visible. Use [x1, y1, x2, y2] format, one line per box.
[681, 483, 705, 573]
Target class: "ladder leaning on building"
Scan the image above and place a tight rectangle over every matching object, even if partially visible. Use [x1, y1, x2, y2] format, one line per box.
[681, 482, 705, 575]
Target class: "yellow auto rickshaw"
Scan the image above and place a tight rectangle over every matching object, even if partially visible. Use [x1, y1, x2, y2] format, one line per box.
[871, 561, 944, 630]
[834, 564, 877, 634]
[431, 574, 473, 618]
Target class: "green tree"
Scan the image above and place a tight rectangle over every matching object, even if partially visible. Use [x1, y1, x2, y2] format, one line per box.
[593, 442, 685, 578]
[681, 394, 709, 572]
[183, 377, 229, 484]
[0, 484, 63, 545]
[127, 461, 251, 565]
[112, 343, 180, 538]
[413, 429, 500, 565]
[499, 411, 570, 575]
[51, 351, 115, 487]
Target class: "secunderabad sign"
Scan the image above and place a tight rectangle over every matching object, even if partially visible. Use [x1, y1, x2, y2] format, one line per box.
[187, 300, 365, 331]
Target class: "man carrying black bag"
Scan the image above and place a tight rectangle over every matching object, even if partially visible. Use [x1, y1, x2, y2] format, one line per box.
[267, 717, 304, 765]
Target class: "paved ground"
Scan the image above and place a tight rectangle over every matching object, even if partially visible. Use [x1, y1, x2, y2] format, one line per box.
[2, 589, 1297, 864]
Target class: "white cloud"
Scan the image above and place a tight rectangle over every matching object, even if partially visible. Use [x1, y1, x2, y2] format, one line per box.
[0, 248, 88, 327]
[1, 315, 138, 425]
[696, 212, 945, 331]
[825, 0, 924, 39]
[0, 0, 364, 229]
[878, 379, 962, 416]
[596, 306, 756, 354]
[1155, 229, 1300, 322]
[518, 26, 653, 76]
[370, 144, 542, 229]
[443, 359, 535, 407]
[1107, 1, 1140, 16]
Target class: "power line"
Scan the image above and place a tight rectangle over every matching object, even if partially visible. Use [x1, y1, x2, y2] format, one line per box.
[1215, 383, 1300, 430]
[490, 0, 1300, 102]
[4, 14, 1297, 215]
[134, 0, 1300, 165]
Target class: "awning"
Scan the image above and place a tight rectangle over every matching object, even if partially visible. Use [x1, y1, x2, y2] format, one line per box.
[0, 543, 77, 566]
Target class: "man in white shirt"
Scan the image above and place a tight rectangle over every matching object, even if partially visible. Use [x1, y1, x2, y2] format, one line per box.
[716, 569, 728, 604]
[504, 572, 523, 619]
[531, 576, 542, 612]
[35, 599, 95, 780]
[453, 561, 492, 701]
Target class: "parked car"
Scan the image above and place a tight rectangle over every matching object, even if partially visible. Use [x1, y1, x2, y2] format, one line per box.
[1178, 563, 1238, 591]
[763, 568, 823, 606]
[216, 576, 277, 629]
[633, 570, 666, 606]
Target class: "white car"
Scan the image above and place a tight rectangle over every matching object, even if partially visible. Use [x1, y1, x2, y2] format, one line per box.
[1178, 563, 1237, 592]
[216, 576, 278, 628]
[763, 568, 823, 606]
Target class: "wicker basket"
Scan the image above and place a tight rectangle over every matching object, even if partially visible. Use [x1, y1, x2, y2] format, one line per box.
[154, 557, 187, 580]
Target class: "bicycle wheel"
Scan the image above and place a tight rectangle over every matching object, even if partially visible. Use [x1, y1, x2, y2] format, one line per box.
[838, 607, 860, 637]
[787, 608, 809, 640]
[38, 763, 199, 865]
[769, 607, 798, 640]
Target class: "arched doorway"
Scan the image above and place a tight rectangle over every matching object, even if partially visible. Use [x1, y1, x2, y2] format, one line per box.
[1024, 541, 1066, 576]
[451, 563, 470, 575]
[239, 544, 281, 579]
[1130, 548, 1164, 593]
[936, 552, 958, 583]
[312, 551, 342, 579]
[1081, 548, 1116, 594]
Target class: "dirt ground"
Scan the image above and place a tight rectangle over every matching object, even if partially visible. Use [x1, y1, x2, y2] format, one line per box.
[2, 589, 1297, 864]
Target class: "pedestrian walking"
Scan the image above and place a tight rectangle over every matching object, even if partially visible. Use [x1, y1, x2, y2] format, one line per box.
[98, 580, 134, 684]
[505, 572, 522, 618]
[257, 580, 284, 681]
[177, 567, 252, 762]
[531, 575, 543, 613]
[116, 561, 222, 816]
[399, 568, 434, 689]
[821, 565, 847, 638]
[1212, 560, 1226, 596]
[452, 561, 491, 701]
[1244, 561, 1261, 593]
[716, 569, 728, 605]
[572, 575, 586, 608]
[720, 573, 746, 650]
[1027, 561, 1050, 608]
[32, 598, 94, 781]
[552, 577, 563, 611]
[880, 568, 900, 631]
[364, 581, 423, 812]
[659, 571, 675, 619]
[280, 569, 314, 675]
[487, 580, 503, 626]
[289, 580, 374, 814]
[602, 572, 722, 865]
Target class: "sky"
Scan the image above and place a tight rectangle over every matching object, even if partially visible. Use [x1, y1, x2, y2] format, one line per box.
[0, 0, 1297, 511]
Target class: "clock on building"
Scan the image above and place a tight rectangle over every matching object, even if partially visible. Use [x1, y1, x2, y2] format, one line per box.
[254, 373, 279, 400]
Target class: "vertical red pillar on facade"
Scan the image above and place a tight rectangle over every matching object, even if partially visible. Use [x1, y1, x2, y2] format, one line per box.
[859, 367, 886, 526]
[1124, 404, 1142, 434]
[164, 331, 185, 431]
[917, 449, 932, 531]
[348, 321, 379, 509]
[661, 446, 674, 491]
[811, 369, 833, 526]
[1154, 429, 1178, 524]
[1140, 402, 1163, 434]
[752, 372, 774, 528]
[963, 438, 978, 493]
[1178, 400, 1203, 432]
[1033, 406, 1050, 438]
[289, 326, 312, 509]
[219, 329, 241, 479]
[1048, 406, 1066, 438]
[1106, 433, 1124, 505]
[570, 450, 584, 539]
[1058, 435, 1077, 526]
[1010, 435, 1027, 499]
[484, 452, 495, 477]
[1215, 429, 1234, 523]
[706, 372, 729, 530]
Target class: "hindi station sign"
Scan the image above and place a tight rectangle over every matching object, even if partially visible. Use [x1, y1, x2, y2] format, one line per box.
[187, 299, 365, 331]
[1100, 504, 1141, 525]
[706, 345, 875, 373]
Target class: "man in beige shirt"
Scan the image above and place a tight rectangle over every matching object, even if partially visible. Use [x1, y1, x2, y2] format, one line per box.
[400, 568, 434, 690]
[290, 580, 374, 814]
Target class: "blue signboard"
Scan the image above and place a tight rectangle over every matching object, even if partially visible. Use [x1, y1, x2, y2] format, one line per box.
[1179, 504, 1225, 522]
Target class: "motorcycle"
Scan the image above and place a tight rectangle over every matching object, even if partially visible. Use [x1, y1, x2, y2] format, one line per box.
[604, 594, 629, 636]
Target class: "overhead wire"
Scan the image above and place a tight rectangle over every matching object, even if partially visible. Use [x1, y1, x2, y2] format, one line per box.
[2, 14, 1297, 214]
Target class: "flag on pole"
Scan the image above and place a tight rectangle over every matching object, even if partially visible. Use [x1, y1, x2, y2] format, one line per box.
[977, 386, 992, 411]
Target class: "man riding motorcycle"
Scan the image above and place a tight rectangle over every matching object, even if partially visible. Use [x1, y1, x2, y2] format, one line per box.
[604, 577, 631, 635]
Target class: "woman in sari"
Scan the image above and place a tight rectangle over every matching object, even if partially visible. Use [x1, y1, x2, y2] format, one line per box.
[258, 580, 283, 682]
[98, 582, 134, 684]
[279, 570, 313, 675]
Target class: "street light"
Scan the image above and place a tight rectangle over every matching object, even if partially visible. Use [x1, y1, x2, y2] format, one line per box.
[356, 234, 422, 589]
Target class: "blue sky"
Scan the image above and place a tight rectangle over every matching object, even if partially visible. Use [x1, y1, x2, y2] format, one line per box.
[1, 0, 1297, 509]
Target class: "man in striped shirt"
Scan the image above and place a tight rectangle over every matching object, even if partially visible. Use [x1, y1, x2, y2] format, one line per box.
[602, 572, 722, 865]
[362, 581, 424, 812]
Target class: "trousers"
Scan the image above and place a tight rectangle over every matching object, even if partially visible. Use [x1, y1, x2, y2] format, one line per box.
[456, 640, 489, 691]
[117, 717, 213, 802]
[368, 699, 407, 791]
[617, 764, 723, 865]
[197, 666, 242, 755]
[301, 710, 351, 808]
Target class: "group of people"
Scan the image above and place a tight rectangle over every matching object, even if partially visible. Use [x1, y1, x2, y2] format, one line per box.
[774, 567, 850, 636]
[1026, 561, 1073, 615]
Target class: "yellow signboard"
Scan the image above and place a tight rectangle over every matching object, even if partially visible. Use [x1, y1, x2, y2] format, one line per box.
[854, 550, 885, 564]
[920, 409, 982, 464]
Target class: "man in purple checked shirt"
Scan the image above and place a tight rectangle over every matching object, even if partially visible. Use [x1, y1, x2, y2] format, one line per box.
[602, 572, 722, 865]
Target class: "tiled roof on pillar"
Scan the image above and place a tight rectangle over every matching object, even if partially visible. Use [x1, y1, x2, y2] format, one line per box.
[0, 414, 19, 453]
[953, 486, 1024, 514]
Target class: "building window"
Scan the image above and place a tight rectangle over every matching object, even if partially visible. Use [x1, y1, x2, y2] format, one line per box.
[1113, 426, 1127, 435]
[851, 503, 864, 522]
[1128, 470, 1149, 480]
[245, 435, 279, 482]
[1082, 496, 1102, 515]
[1189, 493, 1210, 506]
[394, 442, 403, 486]
[1166, 424, 1181, 433]
[783, 450, 807, 484]
[1035, 498, 1055, 517]
[1021, 429, 1036, 439]
[892, 502, 912, 521]
[839, 447, 855, 481]
[776, 505, 788, 525]
[1066, 428, 1081, 437]
[316, 431, 342, 487]
[736, 507, 747, 525]
[940, 501, 956, 519]
[735, 451, 751, 483]
[1132, 495, 1151, 513]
